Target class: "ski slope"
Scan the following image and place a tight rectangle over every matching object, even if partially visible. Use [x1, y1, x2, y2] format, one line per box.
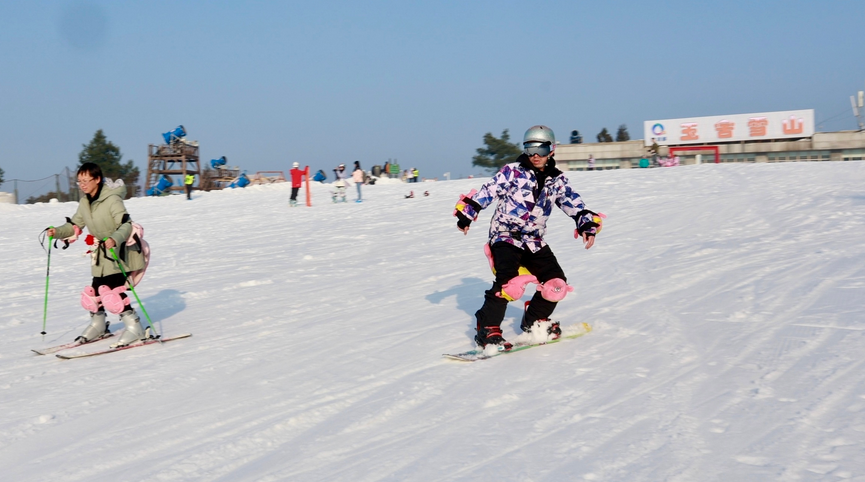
[2, 161, 865, 481]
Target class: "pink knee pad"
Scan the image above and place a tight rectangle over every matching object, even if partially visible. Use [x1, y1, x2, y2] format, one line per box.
[497, 274, 539, 301]
[539, 278, 574, 302]
[80, 286, 101, 313]
[98, 285, 130, 314]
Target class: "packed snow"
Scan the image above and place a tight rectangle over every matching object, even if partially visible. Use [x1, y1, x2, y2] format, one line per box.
[2, 161, 865, 481]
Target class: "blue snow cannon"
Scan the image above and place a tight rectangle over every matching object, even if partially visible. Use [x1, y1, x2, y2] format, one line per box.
[146, 175, 174, 196]
[210, 156, 227, 169]
[162, 125, 186, 144]
[228, 173, 250, 189]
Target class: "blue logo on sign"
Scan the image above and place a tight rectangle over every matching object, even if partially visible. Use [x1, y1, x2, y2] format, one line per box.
[652, 123, 665, 136]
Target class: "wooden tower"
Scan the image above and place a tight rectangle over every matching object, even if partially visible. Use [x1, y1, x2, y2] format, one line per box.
[144, 140, 201, 195]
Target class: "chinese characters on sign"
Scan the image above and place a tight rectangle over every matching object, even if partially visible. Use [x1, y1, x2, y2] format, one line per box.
[783, 115, 804, 135]
[715, 120, 735, 139]
[748, 117, 768, 137]
[645, 110, 814, 146]
[680, 123, 699, 141]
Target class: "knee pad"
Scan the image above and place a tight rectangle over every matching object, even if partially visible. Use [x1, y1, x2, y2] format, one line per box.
[497, 274, 538, 302]
[98, 285, 130, 314]
[80, 286, 101, 313]
[539, 278, 573, 302]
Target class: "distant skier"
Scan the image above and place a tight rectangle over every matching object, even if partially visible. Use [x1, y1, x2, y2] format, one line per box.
[333, 164, 347, 182]
[351, 161, 364, 203]
[453, 125, 602, 351]
[184, 171, 195, 200]
[45, 162, 149, 347]
[289, 162, 304, 206]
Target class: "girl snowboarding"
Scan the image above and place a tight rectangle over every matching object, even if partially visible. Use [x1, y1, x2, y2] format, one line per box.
[454, 125, 601, 351]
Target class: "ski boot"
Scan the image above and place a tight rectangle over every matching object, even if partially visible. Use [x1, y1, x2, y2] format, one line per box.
[520, 301, 561, 339]
[111, 309, 147, 348]
[475, 325, 513, 351]
[289, 199, 297, 207]
[76, 310, 109, 343]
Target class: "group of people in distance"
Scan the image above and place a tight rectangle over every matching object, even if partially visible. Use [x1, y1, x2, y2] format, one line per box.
[44, 125, 601, 354]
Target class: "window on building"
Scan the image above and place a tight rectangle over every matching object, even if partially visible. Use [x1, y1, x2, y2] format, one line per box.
[842, 149, 865, 161]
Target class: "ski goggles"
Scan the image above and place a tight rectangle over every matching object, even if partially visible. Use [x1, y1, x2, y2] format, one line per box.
[524, 142, 552, 157]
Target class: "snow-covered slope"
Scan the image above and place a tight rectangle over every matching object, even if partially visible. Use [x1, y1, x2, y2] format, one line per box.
[2, 162, 864, 481]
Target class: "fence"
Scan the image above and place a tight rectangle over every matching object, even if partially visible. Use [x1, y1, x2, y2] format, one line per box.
[0, 167, 78, 204]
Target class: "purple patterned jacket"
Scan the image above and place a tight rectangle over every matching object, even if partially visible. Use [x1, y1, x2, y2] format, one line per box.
[462, 155, 594, 253]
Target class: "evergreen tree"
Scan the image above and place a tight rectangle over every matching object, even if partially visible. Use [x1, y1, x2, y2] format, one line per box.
[78, 130, 140, 198]
[0, 166, 4, 185]
[615, 124, 630, 142]
[596, 128, 613, 143]
[472, 129, 522, 172]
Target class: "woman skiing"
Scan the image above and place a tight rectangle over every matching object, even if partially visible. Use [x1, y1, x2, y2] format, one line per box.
[46, 162, 148, 347]
[453, 125, 601, 351]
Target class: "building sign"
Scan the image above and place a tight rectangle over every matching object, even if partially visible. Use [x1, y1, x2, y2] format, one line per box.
[643, 109, 814, 146]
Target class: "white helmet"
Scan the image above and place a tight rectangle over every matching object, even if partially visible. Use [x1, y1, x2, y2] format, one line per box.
[292, 162, 299, 168]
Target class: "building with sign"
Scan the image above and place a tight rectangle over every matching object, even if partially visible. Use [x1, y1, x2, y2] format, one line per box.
[555, 109, 865, 170]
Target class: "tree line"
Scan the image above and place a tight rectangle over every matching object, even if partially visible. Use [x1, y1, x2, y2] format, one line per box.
[23, 130, 140, 203]
[473, 125, 631, 171]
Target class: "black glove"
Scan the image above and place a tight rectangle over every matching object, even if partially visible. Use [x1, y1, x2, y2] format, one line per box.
[454, 193, 481, 230]
[574, 209, 600, 237]
[456, 211, 472, 230]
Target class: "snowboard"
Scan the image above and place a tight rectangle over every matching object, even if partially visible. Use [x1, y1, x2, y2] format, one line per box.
[443, 322, 592, 362]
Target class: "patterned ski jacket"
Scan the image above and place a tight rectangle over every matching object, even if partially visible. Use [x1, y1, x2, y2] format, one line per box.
[460, 155, 595, 253]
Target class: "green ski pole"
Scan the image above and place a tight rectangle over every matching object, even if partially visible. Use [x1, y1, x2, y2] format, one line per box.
[107, 244, 161, 343]
[41, 234, 52, 336]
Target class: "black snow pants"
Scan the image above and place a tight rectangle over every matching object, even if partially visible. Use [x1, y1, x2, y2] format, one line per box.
[474, 241, 566, 330]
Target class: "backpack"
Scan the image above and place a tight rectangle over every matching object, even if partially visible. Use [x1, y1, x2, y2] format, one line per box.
[125, 221, 150, 287]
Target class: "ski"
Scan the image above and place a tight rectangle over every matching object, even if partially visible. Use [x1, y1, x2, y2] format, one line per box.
[443, 322, 592, 362]
[32, 333, 115, 355]
[56, 334, 192, 359]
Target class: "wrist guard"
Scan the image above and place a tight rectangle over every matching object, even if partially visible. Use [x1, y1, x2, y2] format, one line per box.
[454, 189, 480, 228]
[574, 209, 605, 237]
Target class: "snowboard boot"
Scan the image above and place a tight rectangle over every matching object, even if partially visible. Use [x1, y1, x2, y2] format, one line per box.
[520, 301, 561, 339]
[475, 325, 513, 351]
[76, 310, 109, 343]
[112, 309, 147, 347]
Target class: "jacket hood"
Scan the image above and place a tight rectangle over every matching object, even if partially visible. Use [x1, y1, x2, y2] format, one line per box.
[89, 178, 127, 203]
[517, 154, 562, 178]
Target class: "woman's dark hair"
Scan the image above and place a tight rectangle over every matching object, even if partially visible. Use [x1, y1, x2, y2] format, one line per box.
[77, 163, 104, 184]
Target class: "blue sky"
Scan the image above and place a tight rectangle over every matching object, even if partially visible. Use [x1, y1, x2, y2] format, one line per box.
[1, 0, 863, 196]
